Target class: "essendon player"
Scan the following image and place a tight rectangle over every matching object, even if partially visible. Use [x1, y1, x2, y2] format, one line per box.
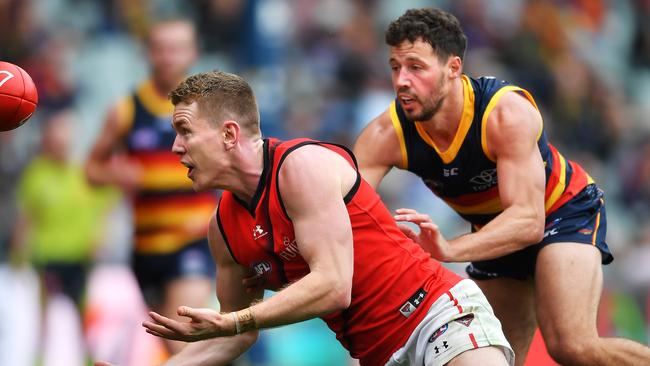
[130, 71, 514, 366]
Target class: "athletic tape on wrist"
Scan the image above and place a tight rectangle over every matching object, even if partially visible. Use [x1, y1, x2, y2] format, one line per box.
[236, 308, 256, 334]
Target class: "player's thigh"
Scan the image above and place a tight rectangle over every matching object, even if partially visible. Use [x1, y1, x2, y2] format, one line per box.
[475, 278, 536, 343]
[534, 242, 602, 343]
[446, 346, 510, 366]
[475, 277, 535, 324]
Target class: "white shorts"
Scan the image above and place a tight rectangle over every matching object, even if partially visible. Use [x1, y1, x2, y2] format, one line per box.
[385, 279, 514, 366]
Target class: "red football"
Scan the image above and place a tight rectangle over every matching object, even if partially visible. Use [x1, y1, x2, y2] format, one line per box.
[0, 61, 38, 132]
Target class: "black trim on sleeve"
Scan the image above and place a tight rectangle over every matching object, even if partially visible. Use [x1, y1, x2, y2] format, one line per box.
[216, 197, 238, 264]
[326, 142, 362, 203]
[343, 173, 361, 204]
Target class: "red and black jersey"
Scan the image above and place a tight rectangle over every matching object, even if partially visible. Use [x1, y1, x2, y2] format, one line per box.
[389, 74, 594, 228]
[217, 138, 461, 365]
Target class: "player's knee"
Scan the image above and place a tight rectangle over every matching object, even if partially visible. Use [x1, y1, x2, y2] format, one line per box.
[546, 336, 600, 365]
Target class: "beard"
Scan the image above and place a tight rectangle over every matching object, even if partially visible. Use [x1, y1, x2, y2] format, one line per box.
[403, 95, 444, 121]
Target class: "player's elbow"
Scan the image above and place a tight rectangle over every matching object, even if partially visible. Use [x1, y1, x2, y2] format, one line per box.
[523, 211, 545, 245]
[326, 277, 352, 311]
[331, 284, 352, 311]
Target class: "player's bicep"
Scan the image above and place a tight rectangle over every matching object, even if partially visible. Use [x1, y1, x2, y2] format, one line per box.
[278, 148, 354, 280]
[208, 212, 261, 312]
[488, 93, 545, 211]
[354, 109, 403, 189]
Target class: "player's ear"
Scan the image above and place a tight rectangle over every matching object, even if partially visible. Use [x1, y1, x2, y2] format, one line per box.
[448, 56, 462, 78]
[222, 120, 240, 149]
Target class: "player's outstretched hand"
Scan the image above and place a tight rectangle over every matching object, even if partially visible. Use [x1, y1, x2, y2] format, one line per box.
[394, 208, 453, 261]
[142, 306, 235, 342]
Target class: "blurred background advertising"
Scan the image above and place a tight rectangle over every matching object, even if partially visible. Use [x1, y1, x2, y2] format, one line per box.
[1, 0, 650, 365]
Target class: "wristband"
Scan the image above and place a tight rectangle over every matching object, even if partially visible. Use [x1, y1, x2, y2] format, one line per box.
[235, 308, 256, 334]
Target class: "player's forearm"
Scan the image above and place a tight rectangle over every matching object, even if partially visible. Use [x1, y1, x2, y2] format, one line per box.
[450, 206, 544, 261]
[164, 331, 257, 366]
[248, 270, 351, 330]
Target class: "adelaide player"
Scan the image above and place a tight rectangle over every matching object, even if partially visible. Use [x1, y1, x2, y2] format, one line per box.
[84, 19, 217, 354]
[353, 7, 650, 366]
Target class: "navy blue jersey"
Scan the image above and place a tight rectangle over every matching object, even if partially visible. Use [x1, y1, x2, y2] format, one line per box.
[116, 80, 217, 254]
[390, 75, 593, 227]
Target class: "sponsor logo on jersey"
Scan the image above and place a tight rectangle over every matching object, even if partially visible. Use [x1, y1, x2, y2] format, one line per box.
[130, 127, 160, 149]
[252, 261, 272, 275]
[279, 235, 299, 261]
[469, 168, 497, 191]
[443, 167, 459, 177]
[399, 288, 427, 317]
[253, 225, 268, 240]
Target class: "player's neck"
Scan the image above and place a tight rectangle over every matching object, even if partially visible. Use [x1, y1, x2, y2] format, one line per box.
[228, 138, 266, 204]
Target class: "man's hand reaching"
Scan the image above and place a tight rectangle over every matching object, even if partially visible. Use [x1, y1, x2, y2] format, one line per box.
[394, 208, 454, 262]
[142, 306, 235, 342]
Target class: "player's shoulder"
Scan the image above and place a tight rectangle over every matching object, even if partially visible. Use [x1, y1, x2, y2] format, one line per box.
[490, 89, 540, 127]
[355, 108, 398, 150]
[278, 142, 340, 171]
[485, 88, 543, 153]
[354, 106, 404, 168]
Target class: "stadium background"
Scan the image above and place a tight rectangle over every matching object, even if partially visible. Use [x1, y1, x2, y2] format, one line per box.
[1, 0, 650, 365]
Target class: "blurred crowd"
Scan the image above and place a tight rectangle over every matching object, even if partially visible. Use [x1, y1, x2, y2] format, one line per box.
[1, 0, 650, 365]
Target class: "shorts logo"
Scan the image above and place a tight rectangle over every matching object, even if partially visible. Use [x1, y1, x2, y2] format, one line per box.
[543, 227, 559, 238]
[578, 228, 593, 235]
[399, 288, 427, 317]
[434, 341, 449, 354]
[544, 218, 562, 229]
[428, 324, 448, 343]
[454, 313, 475, 327]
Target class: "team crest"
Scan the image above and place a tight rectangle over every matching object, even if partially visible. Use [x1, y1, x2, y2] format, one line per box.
[454, 313, 475, 327]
